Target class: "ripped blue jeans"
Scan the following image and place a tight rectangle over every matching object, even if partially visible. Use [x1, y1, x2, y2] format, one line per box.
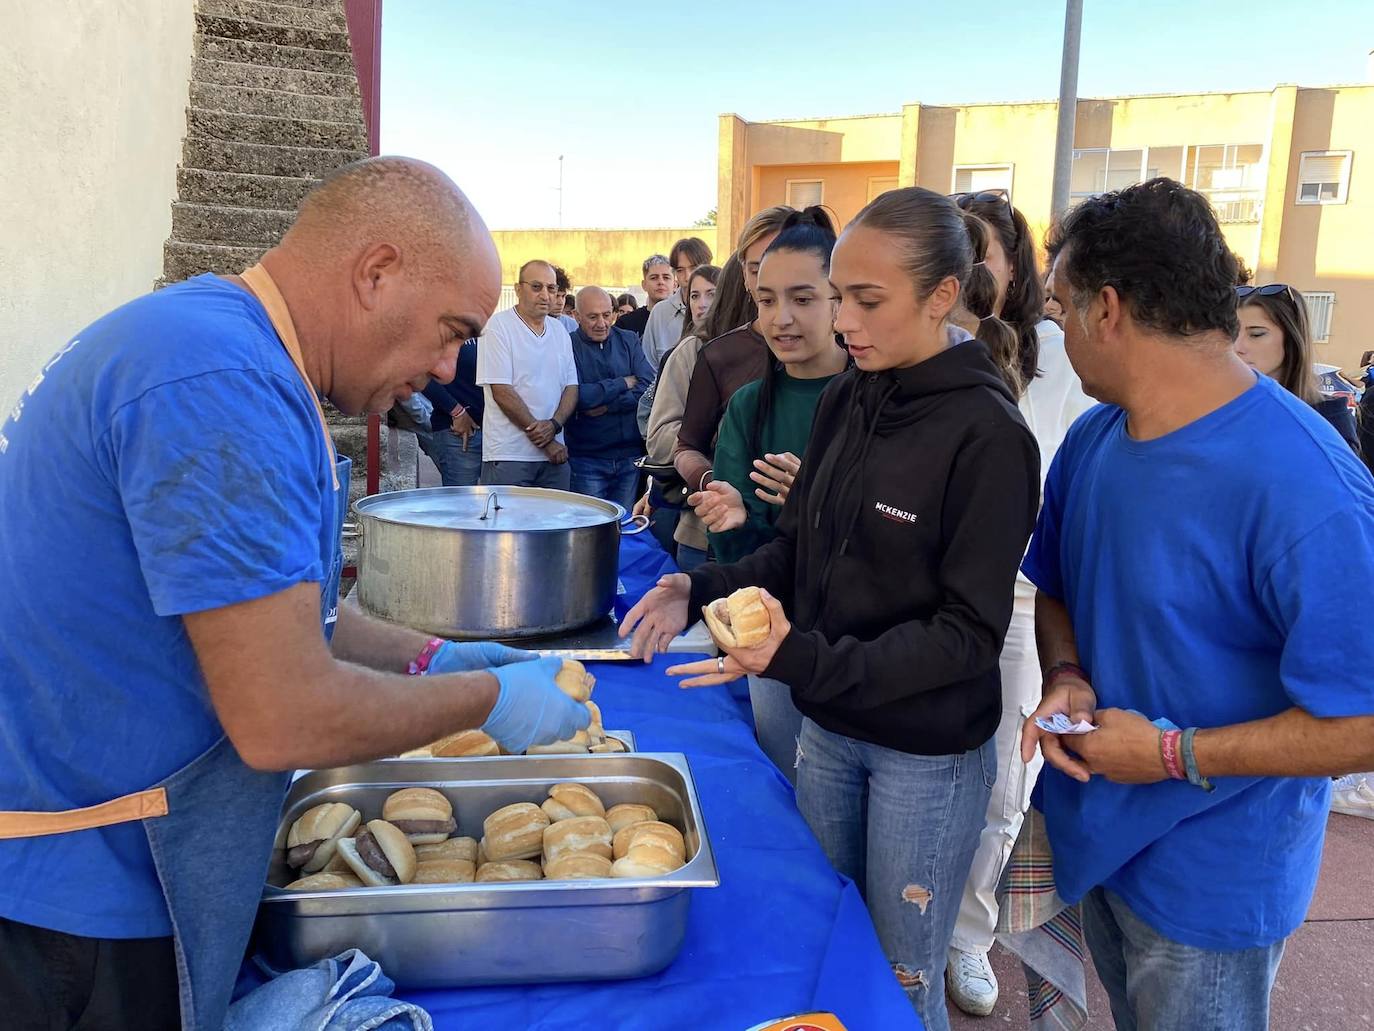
[795, 717, 995, 1031]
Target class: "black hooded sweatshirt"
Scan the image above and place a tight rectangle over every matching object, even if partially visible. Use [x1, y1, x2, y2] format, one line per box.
[688, 339, 1039, 755]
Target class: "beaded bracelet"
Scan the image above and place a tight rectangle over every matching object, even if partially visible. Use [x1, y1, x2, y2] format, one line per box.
[407, 637, 446, 676]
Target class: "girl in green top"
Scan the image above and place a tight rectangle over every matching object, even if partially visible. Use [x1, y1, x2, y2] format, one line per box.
[693, 207, 850, 563]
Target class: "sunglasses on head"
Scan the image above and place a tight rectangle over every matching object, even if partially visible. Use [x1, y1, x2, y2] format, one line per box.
[949, 189, 1010, 209]
[1235, 283, 1295, 299]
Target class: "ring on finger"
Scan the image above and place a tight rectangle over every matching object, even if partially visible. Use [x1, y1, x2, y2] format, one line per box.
[716, 656, 726, 674]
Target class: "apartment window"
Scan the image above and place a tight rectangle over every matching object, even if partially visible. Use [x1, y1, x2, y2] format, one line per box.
[1185, 144, 1265, 223]
[786, 179, 823, 208]
[1296, 152, 1352, 205]
[953, 164, 1014, 199]
[867, 176, 899, 203]
[1070, 149, 1153, 199]
[1302, 291, 1336, 343]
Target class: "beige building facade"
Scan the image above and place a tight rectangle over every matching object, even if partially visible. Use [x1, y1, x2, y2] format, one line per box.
[718, 84, 1374, 371]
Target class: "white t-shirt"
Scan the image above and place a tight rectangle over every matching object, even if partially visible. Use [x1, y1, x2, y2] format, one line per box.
[476, 308, 579, 462]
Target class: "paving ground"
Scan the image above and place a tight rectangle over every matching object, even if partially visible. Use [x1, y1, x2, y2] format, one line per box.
[949, 811, 1374, 1030]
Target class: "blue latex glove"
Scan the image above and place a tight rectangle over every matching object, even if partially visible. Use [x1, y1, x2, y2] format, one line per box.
[427, 640, 536, 675]
[482, 656, 592, 754]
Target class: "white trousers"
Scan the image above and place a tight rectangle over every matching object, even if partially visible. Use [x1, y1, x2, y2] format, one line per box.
[949, 584, 1044, 954]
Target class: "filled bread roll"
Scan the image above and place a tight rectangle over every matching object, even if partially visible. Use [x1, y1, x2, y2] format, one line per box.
[285, 802, 361, 874]
[414, 836, 478, 865]
[589, 737, 628, 754]
[544, 852, 613, 881]
[552, 658, 595, 702]
[542, 782, 606, 821]
[605, 803, 657, 835]
[475, 859, 543, 882]
[429, 729, 501, 758]
[283, 871, 363, 892]
[612, 820, 686, 862]
[398, 746, 435, 759]
[336, 820, 417, 887]
[702, 586, 770, 649]
[525, 729, 592, 755]
[381, 788, 457, 845]
[481, 802, 549, 861]
[412, 858, 477, 884]
[543, 815, 613, 863]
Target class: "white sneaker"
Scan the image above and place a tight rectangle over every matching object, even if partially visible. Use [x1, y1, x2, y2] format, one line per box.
[1332, 774, 1374, 820]
[947, 946, 998, 1017]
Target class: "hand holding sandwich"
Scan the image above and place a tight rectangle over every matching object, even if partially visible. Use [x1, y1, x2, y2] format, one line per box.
[667, 587, 791, 687]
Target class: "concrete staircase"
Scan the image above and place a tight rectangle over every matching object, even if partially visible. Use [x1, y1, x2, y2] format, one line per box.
[162, 0, 368, 283]
[163, 0, 418, 526]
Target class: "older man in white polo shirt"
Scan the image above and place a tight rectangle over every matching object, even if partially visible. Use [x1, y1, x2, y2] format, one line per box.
[477, 260, 579, 489]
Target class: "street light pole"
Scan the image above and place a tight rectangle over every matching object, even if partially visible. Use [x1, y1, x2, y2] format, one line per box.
[1050, 0, 1084, 218]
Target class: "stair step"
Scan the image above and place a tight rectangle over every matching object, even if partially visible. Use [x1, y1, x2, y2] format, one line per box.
[198, 0, 347, 34]
[193, 57, 359, 99]
[191, 80, 360, 123]
[187, 106, 367, 152]
[196, 12, 350, 53]
[252, 0, 345, 10]
[172, 201, 295, 246]
[182, 137, 364, 178]
[176, 167, 317, 210]
[196, 33, 355, 75]
[163, 240, 267, 282]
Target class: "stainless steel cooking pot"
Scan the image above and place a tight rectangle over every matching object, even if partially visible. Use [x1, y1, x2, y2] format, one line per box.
[353, 486, 625, 639]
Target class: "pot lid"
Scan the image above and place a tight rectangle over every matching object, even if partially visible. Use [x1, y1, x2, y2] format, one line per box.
[354, 486, 623, 532]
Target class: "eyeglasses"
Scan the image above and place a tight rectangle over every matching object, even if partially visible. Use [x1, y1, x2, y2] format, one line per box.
[519, 281, 556, 293]
[1235, 283, 1296, 299]
[949, 189, 1010, 209]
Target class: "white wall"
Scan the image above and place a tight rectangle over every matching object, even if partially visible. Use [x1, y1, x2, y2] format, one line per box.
[0, 1, 194, 409]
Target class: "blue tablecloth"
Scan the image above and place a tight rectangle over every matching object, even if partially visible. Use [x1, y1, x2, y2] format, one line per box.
[397, 531, 920, 1030]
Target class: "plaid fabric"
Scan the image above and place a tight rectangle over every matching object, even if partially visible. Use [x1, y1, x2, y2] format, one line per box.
[995, 808, 1089, 1031]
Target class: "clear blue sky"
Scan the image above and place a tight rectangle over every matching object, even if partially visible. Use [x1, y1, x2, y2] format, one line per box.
[381, 1, 1374, 230]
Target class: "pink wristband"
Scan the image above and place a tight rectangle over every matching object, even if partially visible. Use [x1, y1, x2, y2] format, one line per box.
[407, 637, 445, 676]
[1159, 729, 1186, 780]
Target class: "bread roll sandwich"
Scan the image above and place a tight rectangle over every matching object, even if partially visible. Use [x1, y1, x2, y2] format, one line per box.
[381, 788, 457, 845]
[544, 852, 613, 880]
[412, 859, 476, 884]
[555, 659, 595, 702]
[480, 802, 549, 861]
[543, 815, 613, 863]
[702, 586, 770, 649]
[525, 729, 593, 755]
[283, 871, 363, 892]
[612, 820, 686, 862]
[589, 737, 628, 754]
[285, 802, 361, 874]
[604, 803, 657, 835]
[414, 836, 478, 865]
[429, 729, 501, 758]
[336, 820, 417, 887]
[541, 782, 606, 822]
[475, 859, 543, 882]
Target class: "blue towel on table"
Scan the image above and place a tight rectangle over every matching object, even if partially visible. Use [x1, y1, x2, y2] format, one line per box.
[226, 949, 432, 1031]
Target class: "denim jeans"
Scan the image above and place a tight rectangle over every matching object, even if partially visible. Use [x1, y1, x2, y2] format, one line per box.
[480, 459, 571, 490]
[676, 543, 708, 571]
[795, 718, 994, 1031]
[748, 676, 805, 786]
[569, 454, 641, 513]
[1082, 887, 1285, 1031]
[416, 428, 482, 487]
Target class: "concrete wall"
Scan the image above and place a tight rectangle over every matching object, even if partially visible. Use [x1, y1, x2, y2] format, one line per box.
[752, 161, 901, 229]
[488, 227, 721, 291]
[0, 1, 195, 410]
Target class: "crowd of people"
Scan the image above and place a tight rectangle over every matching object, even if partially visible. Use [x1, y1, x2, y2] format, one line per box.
[3, 155, 1373, 1030]
[390, 178, 1374, 1029]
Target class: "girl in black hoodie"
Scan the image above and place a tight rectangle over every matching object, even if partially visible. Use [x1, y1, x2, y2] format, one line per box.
[622, 187, 1039, 1030]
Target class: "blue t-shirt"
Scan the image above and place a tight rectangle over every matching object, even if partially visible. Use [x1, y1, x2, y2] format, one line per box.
[1022, 374, 1374, 950]
[0, 275, 338, 939]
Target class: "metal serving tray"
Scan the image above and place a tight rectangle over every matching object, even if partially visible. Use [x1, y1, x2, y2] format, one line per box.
[256, 753, 717, 988]
[374, 729, 637, 761]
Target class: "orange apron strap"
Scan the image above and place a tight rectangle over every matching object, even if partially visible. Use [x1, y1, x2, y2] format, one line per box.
[0, 788, 169, 840]
[239, 262, 340, 489]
